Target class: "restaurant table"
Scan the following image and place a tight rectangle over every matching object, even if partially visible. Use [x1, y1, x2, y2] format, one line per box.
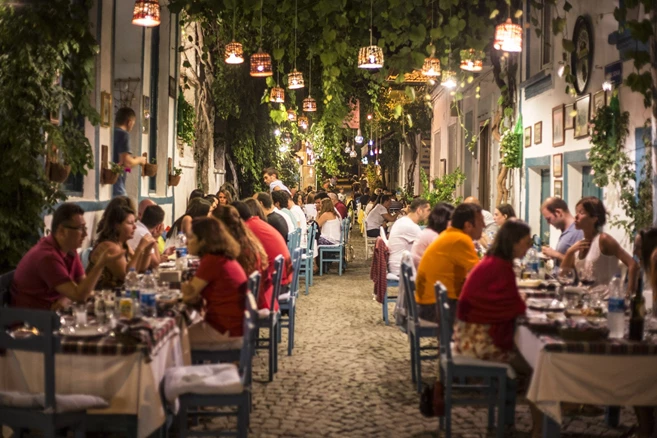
[515, 315, 657, 437]
[0, 317, 190, 438]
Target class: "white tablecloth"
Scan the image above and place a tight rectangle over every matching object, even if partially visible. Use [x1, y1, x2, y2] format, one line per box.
[0, 329, 186, 438]
[515, 325, 657, 423]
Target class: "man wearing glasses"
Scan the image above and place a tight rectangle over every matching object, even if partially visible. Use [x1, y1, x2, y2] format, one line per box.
[12, 203, 123, 310]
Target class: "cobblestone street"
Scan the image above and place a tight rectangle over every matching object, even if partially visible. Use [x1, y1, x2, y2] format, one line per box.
[208, 233, 639, 438]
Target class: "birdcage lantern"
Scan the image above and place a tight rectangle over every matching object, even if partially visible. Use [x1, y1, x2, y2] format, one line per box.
[493, 18, 523, 52]
[270, 86, 285, 103]
[287, 109, 297, 122]
[302, 96, 317, 112]
[441, 70, 457, 89]
[287, 70, 305, 89]
[298, 115, 309, 130]
[132, 0, 160, 27]
[460, 49, 484, 72]
[358, 45, 384, 69]
[225, 41, 244, 64]
[250, 49, 273, 77]
[422, 57, 441, 77]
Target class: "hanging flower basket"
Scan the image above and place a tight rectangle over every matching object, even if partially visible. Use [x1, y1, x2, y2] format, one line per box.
[168, 174, 181, 187]
[101, 168, 120, 185]
[143, 162, 158, 177]
[48, 162, 71, 183]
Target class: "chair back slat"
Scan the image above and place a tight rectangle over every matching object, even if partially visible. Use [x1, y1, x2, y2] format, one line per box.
[306, 224, 316, 254]
[289, 248, 304, 298]
[247, 271, 261, 302]
[435, 283, 451, 358]
[270, 255, 284, 311]
[0, 270, 14, 307]
[400, 255, 419, 323]
[0, 307, 61, 411]
[379, 226, 388, 246]
[239, 293, 257, 385]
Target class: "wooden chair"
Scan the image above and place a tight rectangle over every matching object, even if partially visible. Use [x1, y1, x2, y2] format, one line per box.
[278, 248, 303, 356]
[164, 293, 258, 438]
[0, 307, 108, 437]
[256, 255, 283, 381]
[400, 254, 439, 393]
[298, 224, 316, 295]
[318, 222, 345, 276]
[435, 284, 516, 438]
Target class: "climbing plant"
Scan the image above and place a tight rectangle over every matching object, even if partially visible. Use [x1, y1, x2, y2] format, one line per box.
[177, 89, 196, 146]
[0, 0, 98, 271]
[419, 167, 466, 207]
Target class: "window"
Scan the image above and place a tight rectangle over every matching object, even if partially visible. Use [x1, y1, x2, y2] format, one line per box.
[62, 115, 85, 195]
[527, 0, 553, 78]
[541, 1, 552, 67]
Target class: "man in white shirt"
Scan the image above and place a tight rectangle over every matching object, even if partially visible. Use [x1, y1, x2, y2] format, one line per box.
[271, 190, 297, 232]
[387, 198, 431, 275]
[365, 195, 397, 237]
[127, 204, 170, 269]
[263, 167, 291, 194]
[464, 196, 497, 236]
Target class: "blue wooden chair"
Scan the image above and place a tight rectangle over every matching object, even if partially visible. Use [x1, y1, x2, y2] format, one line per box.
[318, 221, 345, 276]
[0, 307, 109, 437]
[0, 270, 14, 307]
[191, 271, 261, 365]
[164, 292, 257, 438]
[278, 247, 303, 356]
[435, 283, 516, 438]
[256, 255, 283, 382]
[298, 224, 316, 295]
[287, 228, 301, 254]
[400, 254, 439, 393]
[374, 237, 398, 326]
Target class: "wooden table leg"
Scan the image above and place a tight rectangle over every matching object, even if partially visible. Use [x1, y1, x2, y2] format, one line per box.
[605, 406, 620, 427]
[542, 416, 560, 438]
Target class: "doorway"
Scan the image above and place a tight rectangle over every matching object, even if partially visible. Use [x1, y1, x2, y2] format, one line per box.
[478, 123, 490, 210]
[540, 169, 550, 243]
[582, 166, 602, 199]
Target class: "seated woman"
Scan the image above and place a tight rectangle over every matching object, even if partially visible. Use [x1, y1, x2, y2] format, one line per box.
[316, 198, 341, 246]
[561, 196, 638, 293]
[204, 194, 219, 212]
[87, 204, 155, 290]
[166, 197, 212, 247]
[212, 205, 273, 311]
[454, 220, 542, 437]
[217, 188, 233, 206]
[182, 217, 247, 349]
[493, 204, 516, 228]
[410, 202, 454, 268]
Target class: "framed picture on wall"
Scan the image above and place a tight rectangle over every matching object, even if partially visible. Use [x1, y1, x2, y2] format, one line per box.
[554, 180, 563, 198]
[592, 90, 606, 119]
[534, 121, 542, 145]
[553, 153, 563, 178]
[552, 105, 565, 147]
[524, 126, 532, 147]
[564, 104, 575, 130]
[574, 94, 591, 139]
[100, 92, 112, 128]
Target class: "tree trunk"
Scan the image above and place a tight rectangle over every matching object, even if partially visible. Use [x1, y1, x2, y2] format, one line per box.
[496, 165, 509, 206]
[405, 134, 419, 195]
[650, 7, 657, 226]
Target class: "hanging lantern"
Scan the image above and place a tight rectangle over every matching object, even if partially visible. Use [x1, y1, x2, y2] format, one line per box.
[358, 45, 384, 69]
[349, 149, 357, 158]
[460, 49, 484, 72]
[287, 109, 297, 122]
[302, 96, 317, 112]
[298, 115, 309, 130]
[493, 18, 523, 52]
[225, 41, 244, 64]
[355, 129, 364, 144]
[344, 143, 351, 154]
[250, 49, 273, 77]
[287, 70, 305, 89]
[441, 70, 457, 89]
[422, 57, 441, 77]
[132, 0, 160, 27]
[369, 148, 374, 156]
[270, 86, 285, 103]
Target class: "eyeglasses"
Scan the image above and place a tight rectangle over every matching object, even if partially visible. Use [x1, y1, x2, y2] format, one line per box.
[64, 225, 88, 233]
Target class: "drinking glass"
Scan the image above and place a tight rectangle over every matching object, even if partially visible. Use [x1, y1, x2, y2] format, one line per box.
[557, 267, 575, 287]
[74, 302, 88, 326]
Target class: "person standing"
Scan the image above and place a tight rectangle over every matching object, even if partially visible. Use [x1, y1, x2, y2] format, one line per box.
[263, 167, 291, 194]
[540, 197, 583, 264]
[415, 203, 484, 324]
[112, 108, 146, 197]
[387, 198, 430, 276]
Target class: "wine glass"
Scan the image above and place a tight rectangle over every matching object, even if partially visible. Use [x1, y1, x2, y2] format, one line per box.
[577, 263, 595, 307]
[557, 267, 576, 308]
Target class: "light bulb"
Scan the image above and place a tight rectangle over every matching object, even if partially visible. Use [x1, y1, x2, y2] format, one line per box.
[279, 144, 288, 153]
[350, 150, 357, 158]
[602, 81, 612, 91]
[345, 145, 351, 153]
[367, 114, 373, 120]
[274, 128, 281, 136]
[557, 64, 565, 77]
[368, 139, 373, 146]
[375, 159, 380, 166]
[369, 148, 374, 156]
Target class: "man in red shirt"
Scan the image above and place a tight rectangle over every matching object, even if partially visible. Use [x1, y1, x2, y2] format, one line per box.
[233, 201, 292, 310]
[12, 203, 123, 310]
[328, 192, 348, 219]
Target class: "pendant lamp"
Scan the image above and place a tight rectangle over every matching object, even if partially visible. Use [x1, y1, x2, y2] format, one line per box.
[298, 115, 309, 130]
[358, 0, 384, 69]
[441, 70, 457, 89]
[287, 109, 297, 121]
[225, 7, 244, 64]
[270, 86, 285, 103]
[250, 0, 273, 77]
[460, 49, 484, 72]
[287, 0, 305, 89]
[302, 58, 317, 112]
[132, 0, 160, 27]
[422, 7, 440, 77]
[493, 18, 523, 52]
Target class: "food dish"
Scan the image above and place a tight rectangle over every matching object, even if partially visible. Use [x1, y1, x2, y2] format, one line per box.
[526, 298, 566, 312]
[517, 279, 543, 288]
[60, 324, 109, 338]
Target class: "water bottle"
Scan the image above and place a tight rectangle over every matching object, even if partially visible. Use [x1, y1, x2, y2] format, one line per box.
[607, 274, 625, 339]
[125, 268, 140, 301]
[175, 232, 188, 271]
[139, 270, 157, 317]
[526, 247, 539, 279]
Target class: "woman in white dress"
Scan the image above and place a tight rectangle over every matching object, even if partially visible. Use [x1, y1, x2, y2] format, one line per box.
[561, 196, 638, 294]
[316, 198, 341, 246]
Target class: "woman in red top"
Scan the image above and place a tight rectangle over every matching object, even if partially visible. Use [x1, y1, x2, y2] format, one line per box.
[212, 205, 272, 310]
[182, 217, 247, 349]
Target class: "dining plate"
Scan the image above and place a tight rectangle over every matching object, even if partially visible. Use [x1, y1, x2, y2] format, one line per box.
[60, 325, 109, 338]
[159, 261, 176, 269]
[526, 298, 566, 312]
[517, 279, 543, 288]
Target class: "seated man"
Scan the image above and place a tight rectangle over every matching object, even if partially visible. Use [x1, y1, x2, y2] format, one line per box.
[415, 203, 483, 324]
[329, 192, 348, 219]
[365, 194, 397, 237]
[127, 204, 174, 269]
[255, 192, 289, 242]
[12, 203, 122, 310]
[271, 190, 297, 232]
[387, 198, 430, 276]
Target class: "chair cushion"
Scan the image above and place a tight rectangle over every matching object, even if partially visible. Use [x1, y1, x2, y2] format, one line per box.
[164, 364, 243, 404]
[0, 391, 109, 413]
[278, 292, 291, 302]
[440, 353, 517, 379]
[386, 273, 399, 281]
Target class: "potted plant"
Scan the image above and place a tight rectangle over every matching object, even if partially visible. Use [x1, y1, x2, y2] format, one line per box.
[143, 157, 158, 177]
[168, 166, 182, 187]
[101, 162, 123, 185]
[47, 160, 71, 183]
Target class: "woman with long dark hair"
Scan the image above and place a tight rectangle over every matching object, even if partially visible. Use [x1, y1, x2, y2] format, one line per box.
[167, 198, 212, 245]
[182, 217, 247, 348]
